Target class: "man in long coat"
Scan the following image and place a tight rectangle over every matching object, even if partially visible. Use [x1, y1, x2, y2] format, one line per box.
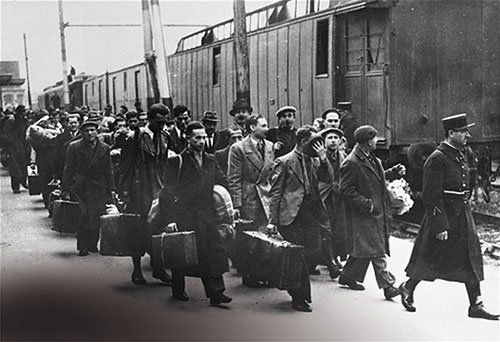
[167, 104, 191, 154]
[119, 103, 172, 285]
[0, 105, 30, 193]
[338, 125, 400, 300]
[161, 121, 232, 306]
[62, 120, 115, 256]
[317, 127, 347, 279]
[267, 126, 331, 312]
[228, 114, 274, 287]
[400, 114, 498, 320]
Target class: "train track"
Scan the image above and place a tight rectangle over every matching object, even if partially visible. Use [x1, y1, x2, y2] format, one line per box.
[392, 212, 500, 260]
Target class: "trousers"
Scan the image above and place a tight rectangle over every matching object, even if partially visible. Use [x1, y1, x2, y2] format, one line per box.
[171, 270, 225, 298]
[342, 256, 396, 289]
[406, 277, 481, 306]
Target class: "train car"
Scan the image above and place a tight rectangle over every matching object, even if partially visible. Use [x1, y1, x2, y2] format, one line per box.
[167, 0, 500, 160]
[82, 62, 153, 113]
[37, 74, 91, 111]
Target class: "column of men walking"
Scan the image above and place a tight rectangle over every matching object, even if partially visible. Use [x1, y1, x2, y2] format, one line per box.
[0, 102, 497, 319]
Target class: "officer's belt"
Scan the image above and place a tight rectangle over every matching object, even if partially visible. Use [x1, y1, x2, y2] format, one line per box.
[443, 190, 470, 196]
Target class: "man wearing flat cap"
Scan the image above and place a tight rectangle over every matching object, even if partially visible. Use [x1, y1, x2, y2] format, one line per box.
[168, 104, 191, 154]
[201, 111, 221, 154]
[267, 106, 298, 159]
[400, 114, 498, 320]
[337, 101, 360, 151]
[62, 118, 115, 256]
[338, 125, 401, 300]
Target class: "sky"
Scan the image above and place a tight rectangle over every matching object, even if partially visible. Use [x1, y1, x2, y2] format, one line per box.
[1, 0, 275, 97]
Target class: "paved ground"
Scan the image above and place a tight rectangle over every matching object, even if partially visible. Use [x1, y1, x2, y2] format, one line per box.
[1, 168, 499, 340]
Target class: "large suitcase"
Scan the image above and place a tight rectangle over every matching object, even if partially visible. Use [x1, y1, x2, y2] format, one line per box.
[99, 214, 146, 256]
[51, 200, 81, 234]
[151, 231, 198, 269]
[241, 231, 305, 290]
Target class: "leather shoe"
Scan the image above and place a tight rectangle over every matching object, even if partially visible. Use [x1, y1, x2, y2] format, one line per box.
[172, 292, 189, 301]
[89, 246, 99, 253]
[292, 300, 313, 313]
[210, 293, 232, 306]
[338, 276, 365, 290]
[398, 282, 416, 312]
[328, 266, 341, 280]
[384, 285, 400, 300]
[242, 276, 265, 288]
[468, 303, 499, 320]
[78, 249, 89, 257]
[152, 269, 172, 285]
[132, 272, 147, 285]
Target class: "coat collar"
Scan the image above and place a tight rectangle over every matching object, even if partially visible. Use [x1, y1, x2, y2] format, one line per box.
[437, 141, 466, 165]
[353, 145, 382, 181]
[182, 148, 209, 174]
[242, 135, 271, 170]
[76, 139, 106, 166]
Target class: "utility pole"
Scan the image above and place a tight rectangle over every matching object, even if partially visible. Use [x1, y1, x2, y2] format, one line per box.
[58, 0, 70, 110]
[150, 0, 172, 109]
[141, 0, 160, 107]
[23, 33, 32, 108]
[233, 0, 250, 104]
[233, 0, 250, 103]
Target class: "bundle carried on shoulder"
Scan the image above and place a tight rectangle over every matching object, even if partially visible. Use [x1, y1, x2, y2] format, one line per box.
[26, 123, 59, 148]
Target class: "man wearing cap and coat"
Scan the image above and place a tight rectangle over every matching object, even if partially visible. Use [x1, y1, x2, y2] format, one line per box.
[201, 111, 222, 154]
[267, 106, 298, 159]
[168, 104, 191, 154]
[400, 114, 498, 320]
[62, 119, 115, 256]
[338, 125, 401, 300]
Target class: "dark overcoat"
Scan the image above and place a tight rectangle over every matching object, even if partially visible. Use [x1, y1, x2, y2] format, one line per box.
[0, 116, 30, 178]
[339, 145, 393, 258]
[266, 126, 297, 158]
[215, 145, 230, 176]
[405, 142, 484, 283]
[62, 138, 115, 232]
[160, 148, 229, 278]
[319, 149, 348, 260]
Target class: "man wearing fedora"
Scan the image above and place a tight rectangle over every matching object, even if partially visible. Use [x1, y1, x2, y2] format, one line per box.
[267, 106, 298, 159]
[219, 98, 252, 149]
[400, 114, 498, 320]
[61, 118, 115, 256]
[338, 125, 401, 300]
[201, 111, 221, 154]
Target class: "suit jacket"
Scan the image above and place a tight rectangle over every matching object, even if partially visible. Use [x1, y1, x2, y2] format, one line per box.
[215, 144, 230, 175]
[228, 136, 274, 226]
[168, 126, 188, 154]
[268, 149, 329, 227]
[204, 131, 222, 154]
[339, 145, 392, 258]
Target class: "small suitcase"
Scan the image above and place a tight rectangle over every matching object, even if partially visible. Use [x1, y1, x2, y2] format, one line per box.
[241, 231, 305, 290]
[27, 165, 42, 196]
[151, 231, 198, 269]
[99, 213, 146, 256]
[51, 200, 81, 234]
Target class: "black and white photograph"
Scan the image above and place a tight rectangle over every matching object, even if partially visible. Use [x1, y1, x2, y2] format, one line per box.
[1, 0, 499, 340]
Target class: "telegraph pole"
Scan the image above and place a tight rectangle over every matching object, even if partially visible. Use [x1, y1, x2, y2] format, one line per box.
[23, 33, 32, 108]
[233, 0, 250, 104]
[58, 0, 70, 110]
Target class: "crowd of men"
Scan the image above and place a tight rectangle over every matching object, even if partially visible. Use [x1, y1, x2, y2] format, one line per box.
[0, 101, 497, 319]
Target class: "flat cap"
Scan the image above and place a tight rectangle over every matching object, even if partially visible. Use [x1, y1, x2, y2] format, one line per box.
[275, 106, 297, 117]
[80, 119, 99, 130]
[320, 127, 344, 138]
[354, 125, 378, 143]
[201, 111, 218, 122]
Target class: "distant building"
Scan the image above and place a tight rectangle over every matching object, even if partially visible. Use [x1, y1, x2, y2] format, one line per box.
[0, 61, 26, 110]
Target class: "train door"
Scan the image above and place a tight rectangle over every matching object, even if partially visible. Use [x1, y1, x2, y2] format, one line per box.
[337, 9, 390, 141]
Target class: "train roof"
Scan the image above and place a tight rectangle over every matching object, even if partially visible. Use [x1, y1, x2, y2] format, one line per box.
[174, 0, 387, 53]
[84, 61, 146, 82]
[42, 74, 92, 92]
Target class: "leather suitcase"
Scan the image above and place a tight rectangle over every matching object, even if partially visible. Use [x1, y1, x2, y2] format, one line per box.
[241, 231, 305, 290]
[28, 175, 42, 195]
[99, 214, 146, 256]
[151, 231, 198, 269]
[51, 200, 81, 234]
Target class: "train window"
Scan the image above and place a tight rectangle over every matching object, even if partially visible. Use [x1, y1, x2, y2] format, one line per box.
[134, 70, 140, 101]
[85, 84, 88, 105]
[123, 72, 127, 92]
[344, 17, 363, 73]
[366, 12, 386, 71]
[213, 46, 221, 86]
[316, 19, 329, 76]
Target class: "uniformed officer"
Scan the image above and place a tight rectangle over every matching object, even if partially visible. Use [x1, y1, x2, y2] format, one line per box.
[400, 113, 499, 320]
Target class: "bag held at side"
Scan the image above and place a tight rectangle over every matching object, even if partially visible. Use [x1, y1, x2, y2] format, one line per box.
[51, 200, 81, 234]
[99, 213, 146, 256]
